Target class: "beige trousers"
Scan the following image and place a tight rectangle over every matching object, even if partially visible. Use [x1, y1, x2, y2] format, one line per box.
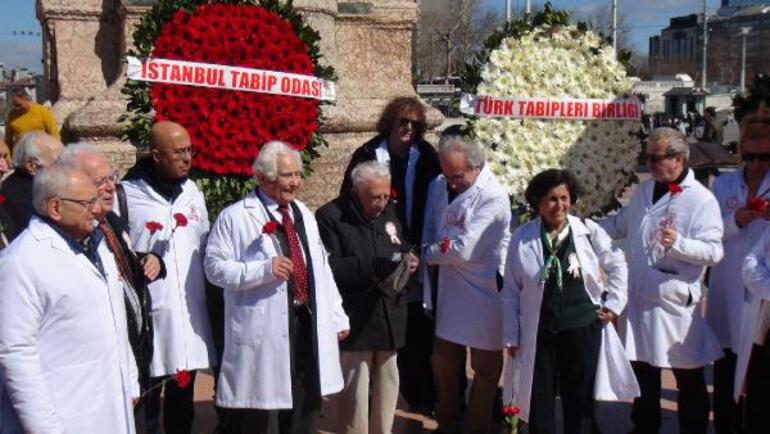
[335, 350, 400, 434]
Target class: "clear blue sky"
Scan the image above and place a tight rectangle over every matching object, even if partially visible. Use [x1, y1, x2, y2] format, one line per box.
[0, 0, 722, 73]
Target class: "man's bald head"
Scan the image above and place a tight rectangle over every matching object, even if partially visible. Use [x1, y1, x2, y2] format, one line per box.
[149, 121, 193, 180]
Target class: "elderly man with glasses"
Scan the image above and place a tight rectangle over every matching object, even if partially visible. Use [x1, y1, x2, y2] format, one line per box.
[600, 127, 724, 434]
[59, 143, 165, 397]
[121, 121, 215, 434]
[0, 164, 137, 434]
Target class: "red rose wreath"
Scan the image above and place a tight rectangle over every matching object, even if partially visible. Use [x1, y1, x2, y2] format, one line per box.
[122, 0, 334, 216]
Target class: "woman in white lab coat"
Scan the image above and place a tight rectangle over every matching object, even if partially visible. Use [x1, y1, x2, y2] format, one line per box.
[502, 169, 638, 434]
[708, 114, 770, 432]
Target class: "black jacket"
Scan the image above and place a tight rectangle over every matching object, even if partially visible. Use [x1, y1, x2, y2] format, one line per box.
[340, 135, 441, 248]
[103, 212, 165, 392]
[316, 194, 410, 351]
[0, 170, 34, 242]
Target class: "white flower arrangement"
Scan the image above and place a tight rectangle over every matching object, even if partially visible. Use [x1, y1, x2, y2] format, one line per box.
[469, 25, 640, 215]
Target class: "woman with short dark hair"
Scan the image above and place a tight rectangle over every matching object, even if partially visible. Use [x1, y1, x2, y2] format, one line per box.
[502, 169, 637, 434]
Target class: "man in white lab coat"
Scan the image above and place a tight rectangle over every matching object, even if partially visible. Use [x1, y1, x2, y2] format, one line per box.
[204, 141, 350, 434]
[422, 129, 511, 434]
[600, 127, 724, 434]
[0, 164, 137, 434]
[121, 121, 215, 434]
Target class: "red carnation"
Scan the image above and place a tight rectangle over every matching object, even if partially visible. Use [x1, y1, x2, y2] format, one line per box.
[262, 221, 279, 234]
[175, 370, 192, 388]
[0, 193, 6, 206]
[440, 237, 450, 254]
[173, 212, 189, 228]
[390, 188, 398, 200]
[668, 183, 683, 196]
[145, 221, 164, 234]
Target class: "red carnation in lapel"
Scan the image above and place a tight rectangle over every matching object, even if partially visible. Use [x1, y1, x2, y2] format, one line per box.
[173, 213, 188, 228]
[390, 188, 398, 201]
[175, 369, 191, 388]
[440, 237, 450, 254]
[667, 183, 683, 196]
[145, 221, 164, 234]
[0, 193, 6, 206]
[262, 221, 279, 234]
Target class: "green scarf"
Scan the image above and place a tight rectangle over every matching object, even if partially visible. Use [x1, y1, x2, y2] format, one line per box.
[540, 223, 570, 291]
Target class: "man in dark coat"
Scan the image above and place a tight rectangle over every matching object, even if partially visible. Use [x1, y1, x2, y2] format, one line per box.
[339, 96, 441, 413]
[318, 160, 418, 434]
[58, 143, 163, 393]
[0, 131, 62, 241]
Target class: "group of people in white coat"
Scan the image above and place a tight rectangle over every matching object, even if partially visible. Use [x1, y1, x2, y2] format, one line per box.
[3, 106, 770, 434]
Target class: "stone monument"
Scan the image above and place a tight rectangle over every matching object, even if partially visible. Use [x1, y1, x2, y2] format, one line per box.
[36, 0, 442, 208]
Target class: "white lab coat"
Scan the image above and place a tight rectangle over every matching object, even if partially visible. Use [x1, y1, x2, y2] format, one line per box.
[204, 192, 350, 409]
[501, 215, 638, 422]
[736, 228, 770, 399]
[422, 166, 512, 351]
[0, 217, 137, 434]
[600, 170, 724, 368]
[708, 168, 770, 351]
[122, 178, 215, 376]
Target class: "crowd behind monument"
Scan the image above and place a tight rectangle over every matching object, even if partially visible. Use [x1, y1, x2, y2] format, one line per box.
[1, 92, 770, 434]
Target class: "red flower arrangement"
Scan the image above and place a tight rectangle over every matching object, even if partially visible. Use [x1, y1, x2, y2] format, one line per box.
[149, 4, 319, 176]
[440, 237, 450, 254]
[262, 221, 279, 235]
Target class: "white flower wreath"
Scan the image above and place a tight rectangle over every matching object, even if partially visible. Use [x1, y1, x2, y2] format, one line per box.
[470, 25, 640, 215]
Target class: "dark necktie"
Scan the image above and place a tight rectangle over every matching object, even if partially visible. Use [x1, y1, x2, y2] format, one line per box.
[278, 205, 309, 305]
[98, 219, 143, 332]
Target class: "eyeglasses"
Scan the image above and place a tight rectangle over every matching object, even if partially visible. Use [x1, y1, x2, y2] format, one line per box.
[158, 146, 197, 158]
[645, 152, 681, 163]
[59, 196, 100, 209]
[742, 153, 770, 162]
[94, 172, 119, 188]
[398, 118, 424, 130]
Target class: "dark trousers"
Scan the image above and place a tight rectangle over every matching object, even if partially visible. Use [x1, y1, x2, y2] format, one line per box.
[630, 362, 709, 434]
[397, 302, 436, 413]
[745, 345, 770, 434]
[222, 305, 321, 434]
[528, 321, 602, 434]
[713, 349, 743, 434]
[145, 370, 198, 434]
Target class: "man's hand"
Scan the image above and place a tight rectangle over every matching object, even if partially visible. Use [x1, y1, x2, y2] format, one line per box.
[140, 254, 162, 281]
[660, 227, 678, 248]
[272, 257, 294, 281]
[337, 330, 350, 341]
[506, 346, 518, 358]
[597, 307, 618, 323]
[407, 252, 419, 274]
[736, 207, 762, 227]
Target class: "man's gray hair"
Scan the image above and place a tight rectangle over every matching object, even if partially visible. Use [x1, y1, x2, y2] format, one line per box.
[56, 142, 102, 166]
[438, 132, 485, 169]
[12, 131, 45, 168]
[32, 164, 84, 215]
[351, 161, 391, 189]
[649, 127, 690, 160]
[252, 141, 302, 182]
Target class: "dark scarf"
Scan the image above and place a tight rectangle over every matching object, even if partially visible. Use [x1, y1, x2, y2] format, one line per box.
[123, 158, 186, 203]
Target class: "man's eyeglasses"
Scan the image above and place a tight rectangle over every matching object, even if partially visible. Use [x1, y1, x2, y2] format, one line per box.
[645, 152, 681, 163]
[158, 147, 197, 158]
[59, 196, 100, 209]
[742, 153, 770, 162]
[398, 118, 424, 130]
[94, 172, 119, 188]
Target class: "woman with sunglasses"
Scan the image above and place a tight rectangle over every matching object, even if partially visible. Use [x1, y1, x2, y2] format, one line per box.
[339, 97, 442, 414]
[708, 114, 770, 434]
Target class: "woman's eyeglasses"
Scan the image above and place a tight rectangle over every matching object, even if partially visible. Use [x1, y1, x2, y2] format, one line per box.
[645, 152, 681, 163]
